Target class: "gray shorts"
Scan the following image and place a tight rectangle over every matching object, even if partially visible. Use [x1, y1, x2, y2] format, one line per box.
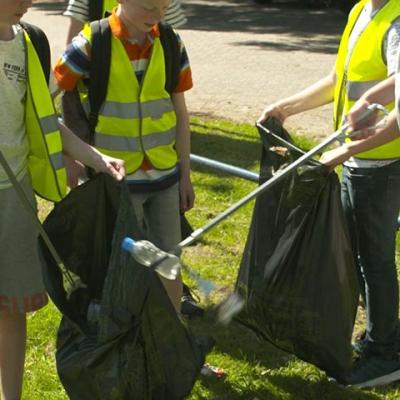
[0, 173, 48, 314]
[130, 183, 181, 252]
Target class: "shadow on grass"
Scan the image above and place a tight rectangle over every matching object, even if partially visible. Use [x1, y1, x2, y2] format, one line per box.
[266, 374, 384, 400]
[189, 313, 290, 370]
[191, 128, 262, 173]
[196, 378, 281, 400]
[190, 313, 388, 399]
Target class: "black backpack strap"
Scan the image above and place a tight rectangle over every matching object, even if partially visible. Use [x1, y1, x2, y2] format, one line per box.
[89, 0, 104, 22]
[88, 18, 111, 145]
[19, 21, 51, 84]
[158, 23, 180, 95]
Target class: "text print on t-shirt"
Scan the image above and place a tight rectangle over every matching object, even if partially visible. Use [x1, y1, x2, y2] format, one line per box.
[3, 62, 25, 82]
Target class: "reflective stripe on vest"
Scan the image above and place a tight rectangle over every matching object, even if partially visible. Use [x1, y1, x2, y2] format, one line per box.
[334, 0, 400, 159]
[24, 32, 67, 202]
[82, 24, 178, 173]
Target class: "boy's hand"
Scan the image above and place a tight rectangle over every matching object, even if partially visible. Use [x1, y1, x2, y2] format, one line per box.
[319, 145, 351, 169]
[64, 155, 86, 188]
[257, 103, 288, 124]
[94, 155, 125, 181]
[347, 99, 378, 138]
[179, 175, 195, 212]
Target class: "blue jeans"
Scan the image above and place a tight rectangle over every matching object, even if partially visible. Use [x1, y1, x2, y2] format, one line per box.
[341, 161, 400, 357]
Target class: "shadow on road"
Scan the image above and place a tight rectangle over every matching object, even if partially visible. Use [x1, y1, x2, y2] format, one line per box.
[182, 0, 346, 54]
[31, 0, 66, 15]
[31, 0, 346, 54]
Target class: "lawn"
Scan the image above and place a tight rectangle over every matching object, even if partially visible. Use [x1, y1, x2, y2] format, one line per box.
[25, 117, 400, 399]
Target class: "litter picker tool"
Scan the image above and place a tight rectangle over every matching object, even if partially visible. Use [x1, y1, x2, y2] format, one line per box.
[0, 150, 86, 298]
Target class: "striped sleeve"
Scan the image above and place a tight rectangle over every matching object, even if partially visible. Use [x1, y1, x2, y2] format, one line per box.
[63, 0, 90, 23]
[64, 0, 186, 28]
[164, 0, 187, 28]
[175, 33, 193, 93]
[54, 32, 91, 91]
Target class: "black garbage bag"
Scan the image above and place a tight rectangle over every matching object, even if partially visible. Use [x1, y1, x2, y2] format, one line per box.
[236, 119, 359, 383]
[40, 174, 210, 400]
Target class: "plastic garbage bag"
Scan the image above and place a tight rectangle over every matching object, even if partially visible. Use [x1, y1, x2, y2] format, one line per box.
[236, 119, 359, 383]
[40, 174, 211, 400]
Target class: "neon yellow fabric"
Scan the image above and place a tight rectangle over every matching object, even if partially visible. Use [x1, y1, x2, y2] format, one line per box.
[82, 24, 177, 173]
[334, 0, 400, 159]
[24, 32, 67, 201]
[103, 0, 116, 15]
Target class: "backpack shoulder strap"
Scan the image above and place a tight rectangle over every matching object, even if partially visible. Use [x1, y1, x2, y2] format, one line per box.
[88, 18, 111, 144]
[19, 21, 51, 84]
[89, 0, 104, 22]
[158, 23, 180, 95]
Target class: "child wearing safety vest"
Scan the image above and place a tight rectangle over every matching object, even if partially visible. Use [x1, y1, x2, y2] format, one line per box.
[54, 0, 194, 314]
[0, 1, 125, 398]
[62, 0, 204, 321]
[258, 0, 400, 389]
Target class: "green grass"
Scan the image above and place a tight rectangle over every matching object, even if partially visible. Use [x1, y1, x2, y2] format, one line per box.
[25, 117, 400, 399]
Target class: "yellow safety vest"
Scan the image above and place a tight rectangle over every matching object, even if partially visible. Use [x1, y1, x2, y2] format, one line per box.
[334, 0, 400, 159]
[81, 24, 178, 174]
[103, 0, 116, 16]
[24, 31, 67, 201]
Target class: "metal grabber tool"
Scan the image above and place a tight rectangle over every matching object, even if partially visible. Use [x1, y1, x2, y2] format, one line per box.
[0, 150, 86, 298]
[123, 103, 388, 323]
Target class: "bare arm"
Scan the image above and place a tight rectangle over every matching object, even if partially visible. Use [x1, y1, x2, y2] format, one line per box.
[65, 17, 84, 45]
[258, 66, 337, 123]
[171, 92, 194, 212]
[320, 110, 399, 167]
[347, 75, 396, 130]
[58, 121, 125, 181]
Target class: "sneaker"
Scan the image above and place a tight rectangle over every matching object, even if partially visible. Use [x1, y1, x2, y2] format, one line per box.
[346, 353, 400, 388]
[353, 330, 400, 355]
[352, 330, 368, 355]
[181, 284, 204, 318]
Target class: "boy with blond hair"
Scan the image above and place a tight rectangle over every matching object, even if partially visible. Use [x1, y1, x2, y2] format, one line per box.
[54, 0, 194, 313]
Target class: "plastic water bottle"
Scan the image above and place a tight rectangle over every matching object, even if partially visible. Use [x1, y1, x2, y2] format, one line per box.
[122, 237, 181, 280]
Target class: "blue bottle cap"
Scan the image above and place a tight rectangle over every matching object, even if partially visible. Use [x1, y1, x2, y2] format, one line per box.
[122, 237, 135, 252]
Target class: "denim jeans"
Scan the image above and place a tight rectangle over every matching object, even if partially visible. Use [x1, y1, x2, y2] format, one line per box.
[341, 161, 400, 357]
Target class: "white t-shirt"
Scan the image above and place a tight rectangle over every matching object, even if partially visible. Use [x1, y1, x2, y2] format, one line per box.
[0, 25, 29, 189]
[395, 50, 400, 130]
[344, 1, 400, 168]
[64, 0, 187, 28]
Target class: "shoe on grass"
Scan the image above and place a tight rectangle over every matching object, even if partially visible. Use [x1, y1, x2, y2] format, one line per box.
[181, 284, 204, 318]
[352, 330, 368, 355]
[353, 330, 400, 356]
[346, 353, 400, 388]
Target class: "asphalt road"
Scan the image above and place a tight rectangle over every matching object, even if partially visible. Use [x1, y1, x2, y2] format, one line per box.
[25, 0, 348, 139]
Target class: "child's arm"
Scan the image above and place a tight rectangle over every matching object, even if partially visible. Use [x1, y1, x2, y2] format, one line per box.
[58, 120, 125, 181]
[347, 75, 396, 131]
[258, 66, 337, 124]
[320, 109, 400, 167]
[172, 92, 194, 212]
[66, 18, 84, 45]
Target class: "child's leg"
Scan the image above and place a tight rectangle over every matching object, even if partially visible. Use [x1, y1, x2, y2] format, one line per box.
[157, 275, 183, 314]
[144, 184, 183, 313]
[0, 175, 47, 399]
[0, 313, 26, 400]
